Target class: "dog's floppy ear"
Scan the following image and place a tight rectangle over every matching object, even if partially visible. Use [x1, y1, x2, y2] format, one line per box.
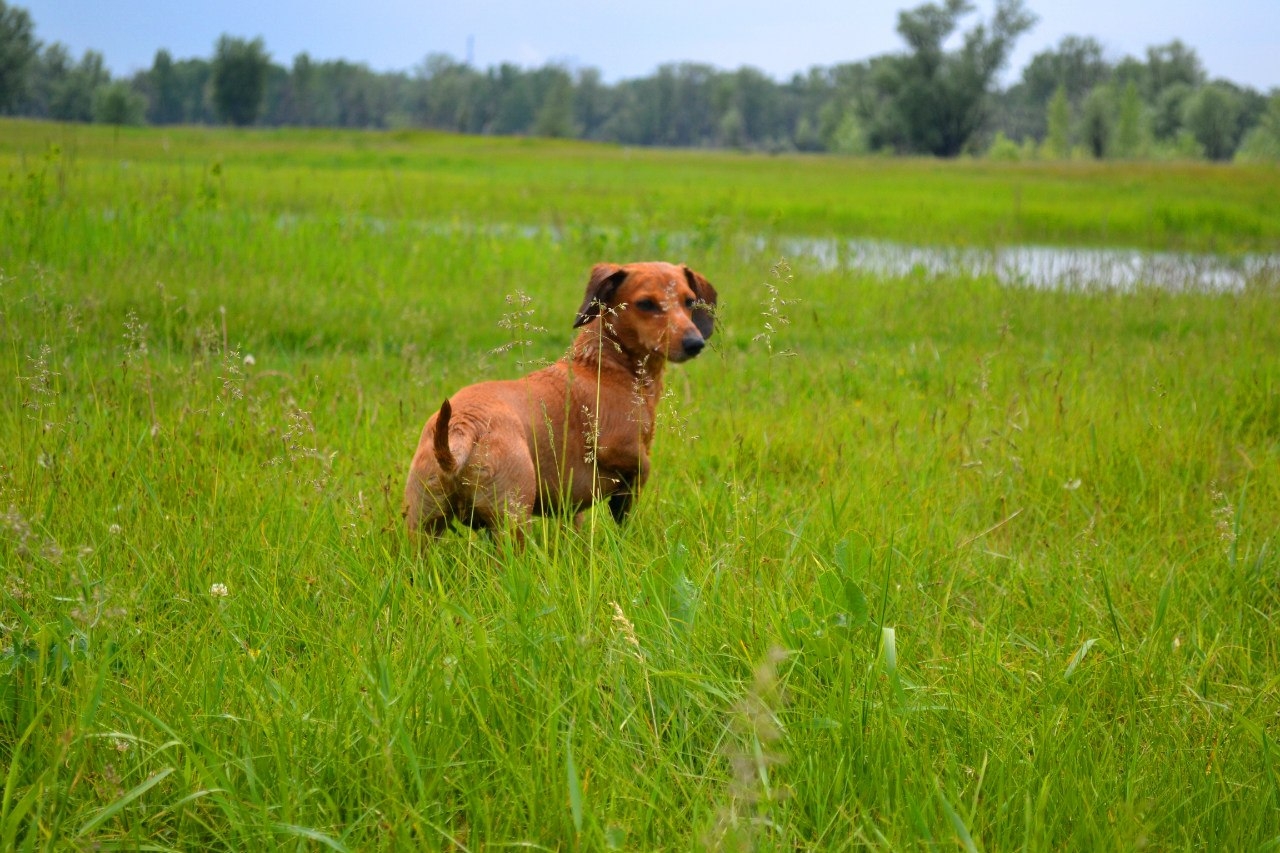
[683, 265, 718, 339]
[574, 263, 628, 328]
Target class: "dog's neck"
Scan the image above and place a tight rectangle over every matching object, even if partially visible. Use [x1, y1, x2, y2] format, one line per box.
[568, 320, 666, 403]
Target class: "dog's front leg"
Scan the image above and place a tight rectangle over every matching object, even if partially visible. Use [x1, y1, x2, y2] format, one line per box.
[603, 453, 650, 524]
[607, 480, 636, 523]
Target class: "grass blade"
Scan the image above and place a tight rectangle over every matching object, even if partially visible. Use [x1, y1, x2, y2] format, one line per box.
[566, 717, 584, 834]
[76, 766, 174, 838]
[937, 781, 980, 853]
[273, 822, 350, 852]
[1064, 638, 1098, 682]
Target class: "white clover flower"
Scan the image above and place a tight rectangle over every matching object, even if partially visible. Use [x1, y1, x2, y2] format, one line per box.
[243, 354, 256, 366]
[210, 582, 229, 598]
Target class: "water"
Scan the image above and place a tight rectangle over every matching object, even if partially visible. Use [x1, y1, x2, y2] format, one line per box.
[272, 213, 1280, 292]
[775, 236, 1280, 292]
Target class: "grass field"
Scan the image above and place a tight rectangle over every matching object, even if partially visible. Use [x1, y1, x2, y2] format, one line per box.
[2, 119, 1279, 850]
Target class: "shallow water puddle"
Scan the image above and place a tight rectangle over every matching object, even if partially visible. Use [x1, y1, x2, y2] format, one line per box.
[273, 214, 1279, 291]
[775, 236, 1280, 291]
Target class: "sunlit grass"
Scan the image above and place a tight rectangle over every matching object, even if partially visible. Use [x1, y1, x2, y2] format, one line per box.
[5, 119, 1280, 255]
[1, 120, 1278, 850]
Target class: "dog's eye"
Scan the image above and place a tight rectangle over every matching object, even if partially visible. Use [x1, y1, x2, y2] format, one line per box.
[635, 299, 661, 312]
[684, 298, 697, 309]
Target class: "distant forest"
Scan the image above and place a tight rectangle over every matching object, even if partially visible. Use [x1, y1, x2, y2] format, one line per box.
[2, 0, 1278, 161]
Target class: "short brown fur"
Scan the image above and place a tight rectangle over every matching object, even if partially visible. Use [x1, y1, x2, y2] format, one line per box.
[404, 261, 718, 544]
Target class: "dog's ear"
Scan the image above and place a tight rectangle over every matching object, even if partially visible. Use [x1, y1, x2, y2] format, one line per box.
[574, 263, 628, 328]
[683, 265, 719, 339]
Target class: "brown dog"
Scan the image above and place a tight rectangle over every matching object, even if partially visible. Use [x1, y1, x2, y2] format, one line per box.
[404, 261, 718, 543]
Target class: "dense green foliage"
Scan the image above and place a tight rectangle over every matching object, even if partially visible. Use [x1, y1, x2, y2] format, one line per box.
[210, 36, 270, 128]
[2, 122, 1279, 850]
[866, 0, 1035, 156]
[2, 0, 1278, 160]
[0, 0, 36, 113]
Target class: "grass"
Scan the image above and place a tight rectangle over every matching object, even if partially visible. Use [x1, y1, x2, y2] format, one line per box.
[5, 119, 1280, 255]
[1, 119, 1279, 850]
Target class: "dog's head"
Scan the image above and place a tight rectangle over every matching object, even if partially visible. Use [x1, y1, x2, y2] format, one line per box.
[573, 262, 718, 363]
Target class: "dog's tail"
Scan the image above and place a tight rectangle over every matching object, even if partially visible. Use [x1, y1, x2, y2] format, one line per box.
[433, 399, 457, 473]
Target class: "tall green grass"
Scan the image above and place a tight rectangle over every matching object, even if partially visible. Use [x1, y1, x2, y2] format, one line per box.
[1, 120, 1278, 850]
[5, 119, 1280, 255]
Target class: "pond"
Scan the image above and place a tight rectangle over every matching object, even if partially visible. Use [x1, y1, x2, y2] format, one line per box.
[773, 236, 1280, 291]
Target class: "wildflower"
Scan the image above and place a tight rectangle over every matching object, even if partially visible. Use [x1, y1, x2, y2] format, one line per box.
[492, 290, 548, 369]
[210, 582, 229, 598]
[1211, 486, 1236, 555]
[1063, 478, 1082, 490]
[21, 344, 59, 421]
[582, 405, 601, 464]
[753, 259, 799, 357]
[123, 311, 149, 362]
[243, 353, 256, 366]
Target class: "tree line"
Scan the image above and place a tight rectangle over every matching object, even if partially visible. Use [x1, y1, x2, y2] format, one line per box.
[2, 0, 1278, 161]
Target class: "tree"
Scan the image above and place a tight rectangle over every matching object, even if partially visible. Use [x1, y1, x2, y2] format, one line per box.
[1113, 80, 1145, 158]
[532, 65, 575, 138]
[146, 50, 184, 124]
[173, 58, 214, 123]
[828, 113, 868, 154]
[793, 114, 822, 151]
[869, 0, 1037, 156]
[1235, 91, 1280, 162]
[573, 67, 611, 140]
[311, 60, 393, 128]
[212, 35, 269, 125]
[1081, 85, 1112, 158]
[280, 53, 315, 125]
[1222, 82, 1267, 151]
[1001, 35, 1107, 140]
[1183, 83, 1240, 161]
[49, 49, 108, 122]
[1043, 84, 1070, 158]
[0, 0, 37, 113]
[729, 66, 783, 148]
[93, 80, 145, 125]
[815, 63, 873, 151]
[1145, 40, 1204, 100]
[1019, 35, 1108, 106]
[1152, 82, 1192, 141]
[491, 63, 535, 134]
[717, 106, 745, 148]
[23, 41, 69, 117]
[413, 53, 492, 133]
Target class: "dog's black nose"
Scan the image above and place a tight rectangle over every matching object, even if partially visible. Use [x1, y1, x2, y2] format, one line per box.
[681, 332, 705, 358]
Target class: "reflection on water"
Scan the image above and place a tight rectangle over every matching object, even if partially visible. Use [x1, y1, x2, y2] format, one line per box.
[274, 214, 1278, 291]
[775, 236, 1280, 292]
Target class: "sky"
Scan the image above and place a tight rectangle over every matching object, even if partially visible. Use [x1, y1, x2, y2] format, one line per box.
[18, 0, 1280, 91]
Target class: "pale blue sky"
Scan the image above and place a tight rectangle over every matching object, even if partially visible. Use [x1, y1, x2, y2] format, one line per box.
[18, 0, 1280, 90]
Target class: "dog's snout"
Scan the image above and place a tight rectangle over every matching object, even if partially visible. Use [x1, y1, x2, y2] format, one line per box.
[681, 332, 706, 358]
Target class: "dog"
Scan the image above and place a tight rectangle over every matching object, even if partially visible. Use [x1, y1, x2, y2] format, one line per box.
[404, 261, 717, 543]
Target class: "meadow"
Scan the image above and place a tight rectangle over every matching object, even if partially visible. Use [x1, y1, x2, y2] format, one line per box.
[2, 119, 1279, 850]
